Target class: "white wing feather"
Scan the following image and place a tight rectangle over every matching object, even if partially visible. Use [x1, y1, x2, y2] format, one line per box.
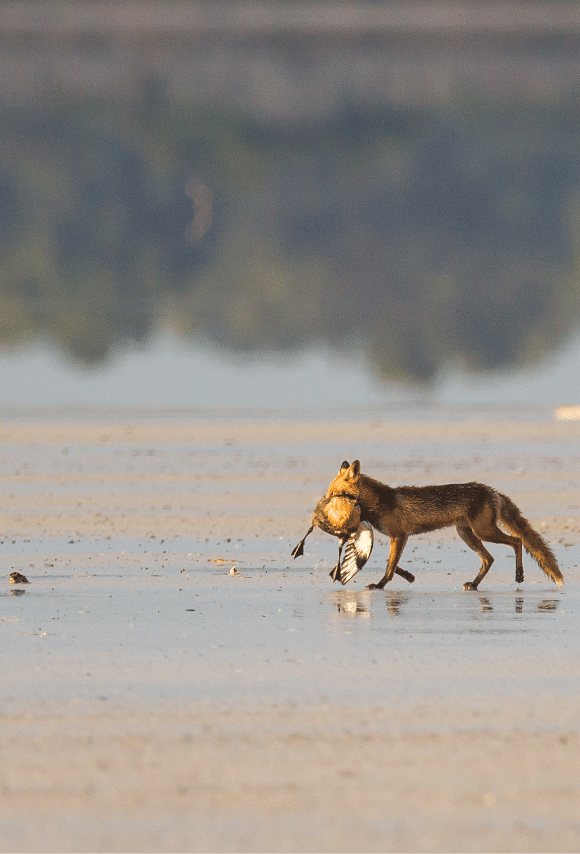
[338, 521, 374, 585]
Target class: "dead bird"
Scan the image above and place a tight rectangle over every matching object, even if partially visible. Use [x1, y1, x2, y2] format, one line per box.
[291, 486, 415, 586]
[9, 572, 29, 584]
[291, 492, 362, 568]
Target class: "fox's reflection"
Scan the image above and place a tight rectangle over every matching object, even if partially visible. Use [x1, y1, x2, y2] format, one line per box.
[514, 597, 560, 613]
[478, 596, 561, 615]
[335, 597, 370, 616]
[385, 592, 409, 615]
[537, 599, 560, 612]
[332, 592, 561, 619]
[334, 590, 411, 616]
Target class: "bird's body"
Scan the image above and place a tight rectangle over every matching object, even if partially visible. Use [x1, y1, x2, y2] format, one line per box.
[291, 493, 362, 576]
[291, 490, 414, 585]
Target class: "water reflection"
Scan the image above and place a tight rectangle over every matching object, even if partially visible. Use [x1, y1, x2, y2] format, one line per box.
[385, 593, 410, 616]
[1, 61, 580, 382]
[537, 599, 560, 612]
[469, 596, 562, 619]
[330, 591, 562, 624]
[333, 592, 371, 617]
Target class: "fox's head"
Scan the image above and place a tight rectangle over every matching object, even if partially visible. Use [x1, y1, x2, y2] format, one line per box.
[326, 459, 361, 497]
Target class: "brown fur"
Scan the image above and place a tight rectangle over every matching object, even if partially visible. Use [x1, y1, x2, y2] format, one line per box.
[326, 460, 564, 591]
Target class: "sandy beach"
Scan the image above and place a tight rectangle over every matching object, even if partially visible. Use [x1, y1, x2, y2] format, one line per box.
[1, 407, 579, 852]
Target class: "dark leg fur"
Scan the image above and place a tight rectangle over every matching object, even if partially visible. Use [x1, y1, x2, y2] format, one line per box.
[457, 521, 523, 590]
[332, 563, 415, 584]
[366, 534, 409, 590]
[456, 523, 494, 590]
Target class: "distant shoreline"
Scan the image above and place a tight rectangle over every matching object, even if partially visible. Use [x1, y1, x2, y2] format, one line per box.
[3, 2, 580, 113]
[3, 1, 580, 41]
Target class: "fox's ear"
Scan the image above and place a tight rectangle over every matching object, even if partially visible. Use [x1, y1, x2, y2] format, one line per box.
[346, 460, 360, 479]
[340, 460, 350, 472]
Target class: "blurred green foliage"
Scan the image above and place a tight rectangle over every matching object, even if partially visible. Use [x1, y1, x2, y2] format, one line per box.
[1, 87, 580, 381]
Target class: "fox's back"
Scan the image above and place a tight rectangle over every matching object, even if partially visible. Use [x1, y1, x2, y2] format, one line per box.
[362, 479, 495, 537]
[325, 462, 498, 537]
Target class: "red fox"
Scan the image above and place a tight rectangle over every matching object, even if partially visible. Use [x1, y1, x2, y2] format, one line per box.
[324, 460, 564, 591]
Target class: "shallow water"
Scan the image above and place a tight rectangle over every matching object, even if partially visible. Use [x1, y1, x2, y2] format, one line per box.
[1, 408, 578, 717]
[1, 409, 579, 852]
[1, 535, 575, 712]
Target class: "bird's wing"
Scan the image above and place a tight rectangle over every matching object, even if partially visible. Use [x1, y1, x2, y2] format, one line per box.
[338, 522, 374, 585]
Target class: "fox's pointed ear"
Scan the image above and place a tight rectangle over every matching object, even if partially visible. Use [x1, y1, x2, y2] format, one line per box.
[346, 460, 360, 479]
[340, 460, 350, 472]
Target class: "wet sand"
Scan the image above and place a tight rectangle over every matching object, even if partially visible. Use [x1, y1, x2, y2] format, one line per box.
[1, 408, 579, 852]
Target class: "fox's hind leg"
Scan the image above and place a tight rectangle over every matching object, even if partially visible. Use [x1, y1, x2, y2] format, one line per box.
[469, 518, 524, 585]
[456, 523, 495, 590]
[457, 520, 524, 589]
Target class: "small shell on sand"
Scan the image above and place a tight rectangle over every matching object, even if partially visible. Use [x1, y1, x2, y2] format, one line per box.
[9, 572, 29, 584]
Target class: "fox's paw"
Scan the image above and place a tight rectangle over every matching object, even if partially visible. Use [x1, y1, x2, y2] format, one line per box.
[365, 583, 382, 591]
[462, 581, 478, 591]
[515, 568, 524, 584]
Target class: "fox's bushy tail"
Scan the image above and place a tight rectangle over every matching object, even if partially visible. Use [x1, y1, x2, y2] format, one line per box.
[498, 493, 563, 587]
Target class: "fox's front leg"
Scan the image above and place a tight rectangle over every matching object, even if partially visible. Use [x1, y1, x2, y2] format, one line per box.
[366, 534, 409, 590]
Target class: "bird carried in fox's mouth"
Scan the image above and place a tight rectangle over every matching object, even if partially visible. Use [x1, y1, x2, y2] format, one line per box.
[291, 480, 415, 586]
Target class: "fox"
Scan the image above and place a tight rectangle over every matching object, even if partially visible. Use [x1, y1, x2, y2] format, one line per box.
[324, 460, 564, 591]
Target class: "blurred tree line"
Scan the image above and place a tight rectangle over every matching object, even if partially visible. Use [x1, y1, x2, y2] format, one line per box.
[1, 85, 580, 382]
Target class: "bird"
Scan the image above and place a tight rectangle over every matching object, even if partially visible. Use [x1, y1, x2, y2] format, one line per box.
[291, 493, 362, 571]
[291, 493, 414, 586]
